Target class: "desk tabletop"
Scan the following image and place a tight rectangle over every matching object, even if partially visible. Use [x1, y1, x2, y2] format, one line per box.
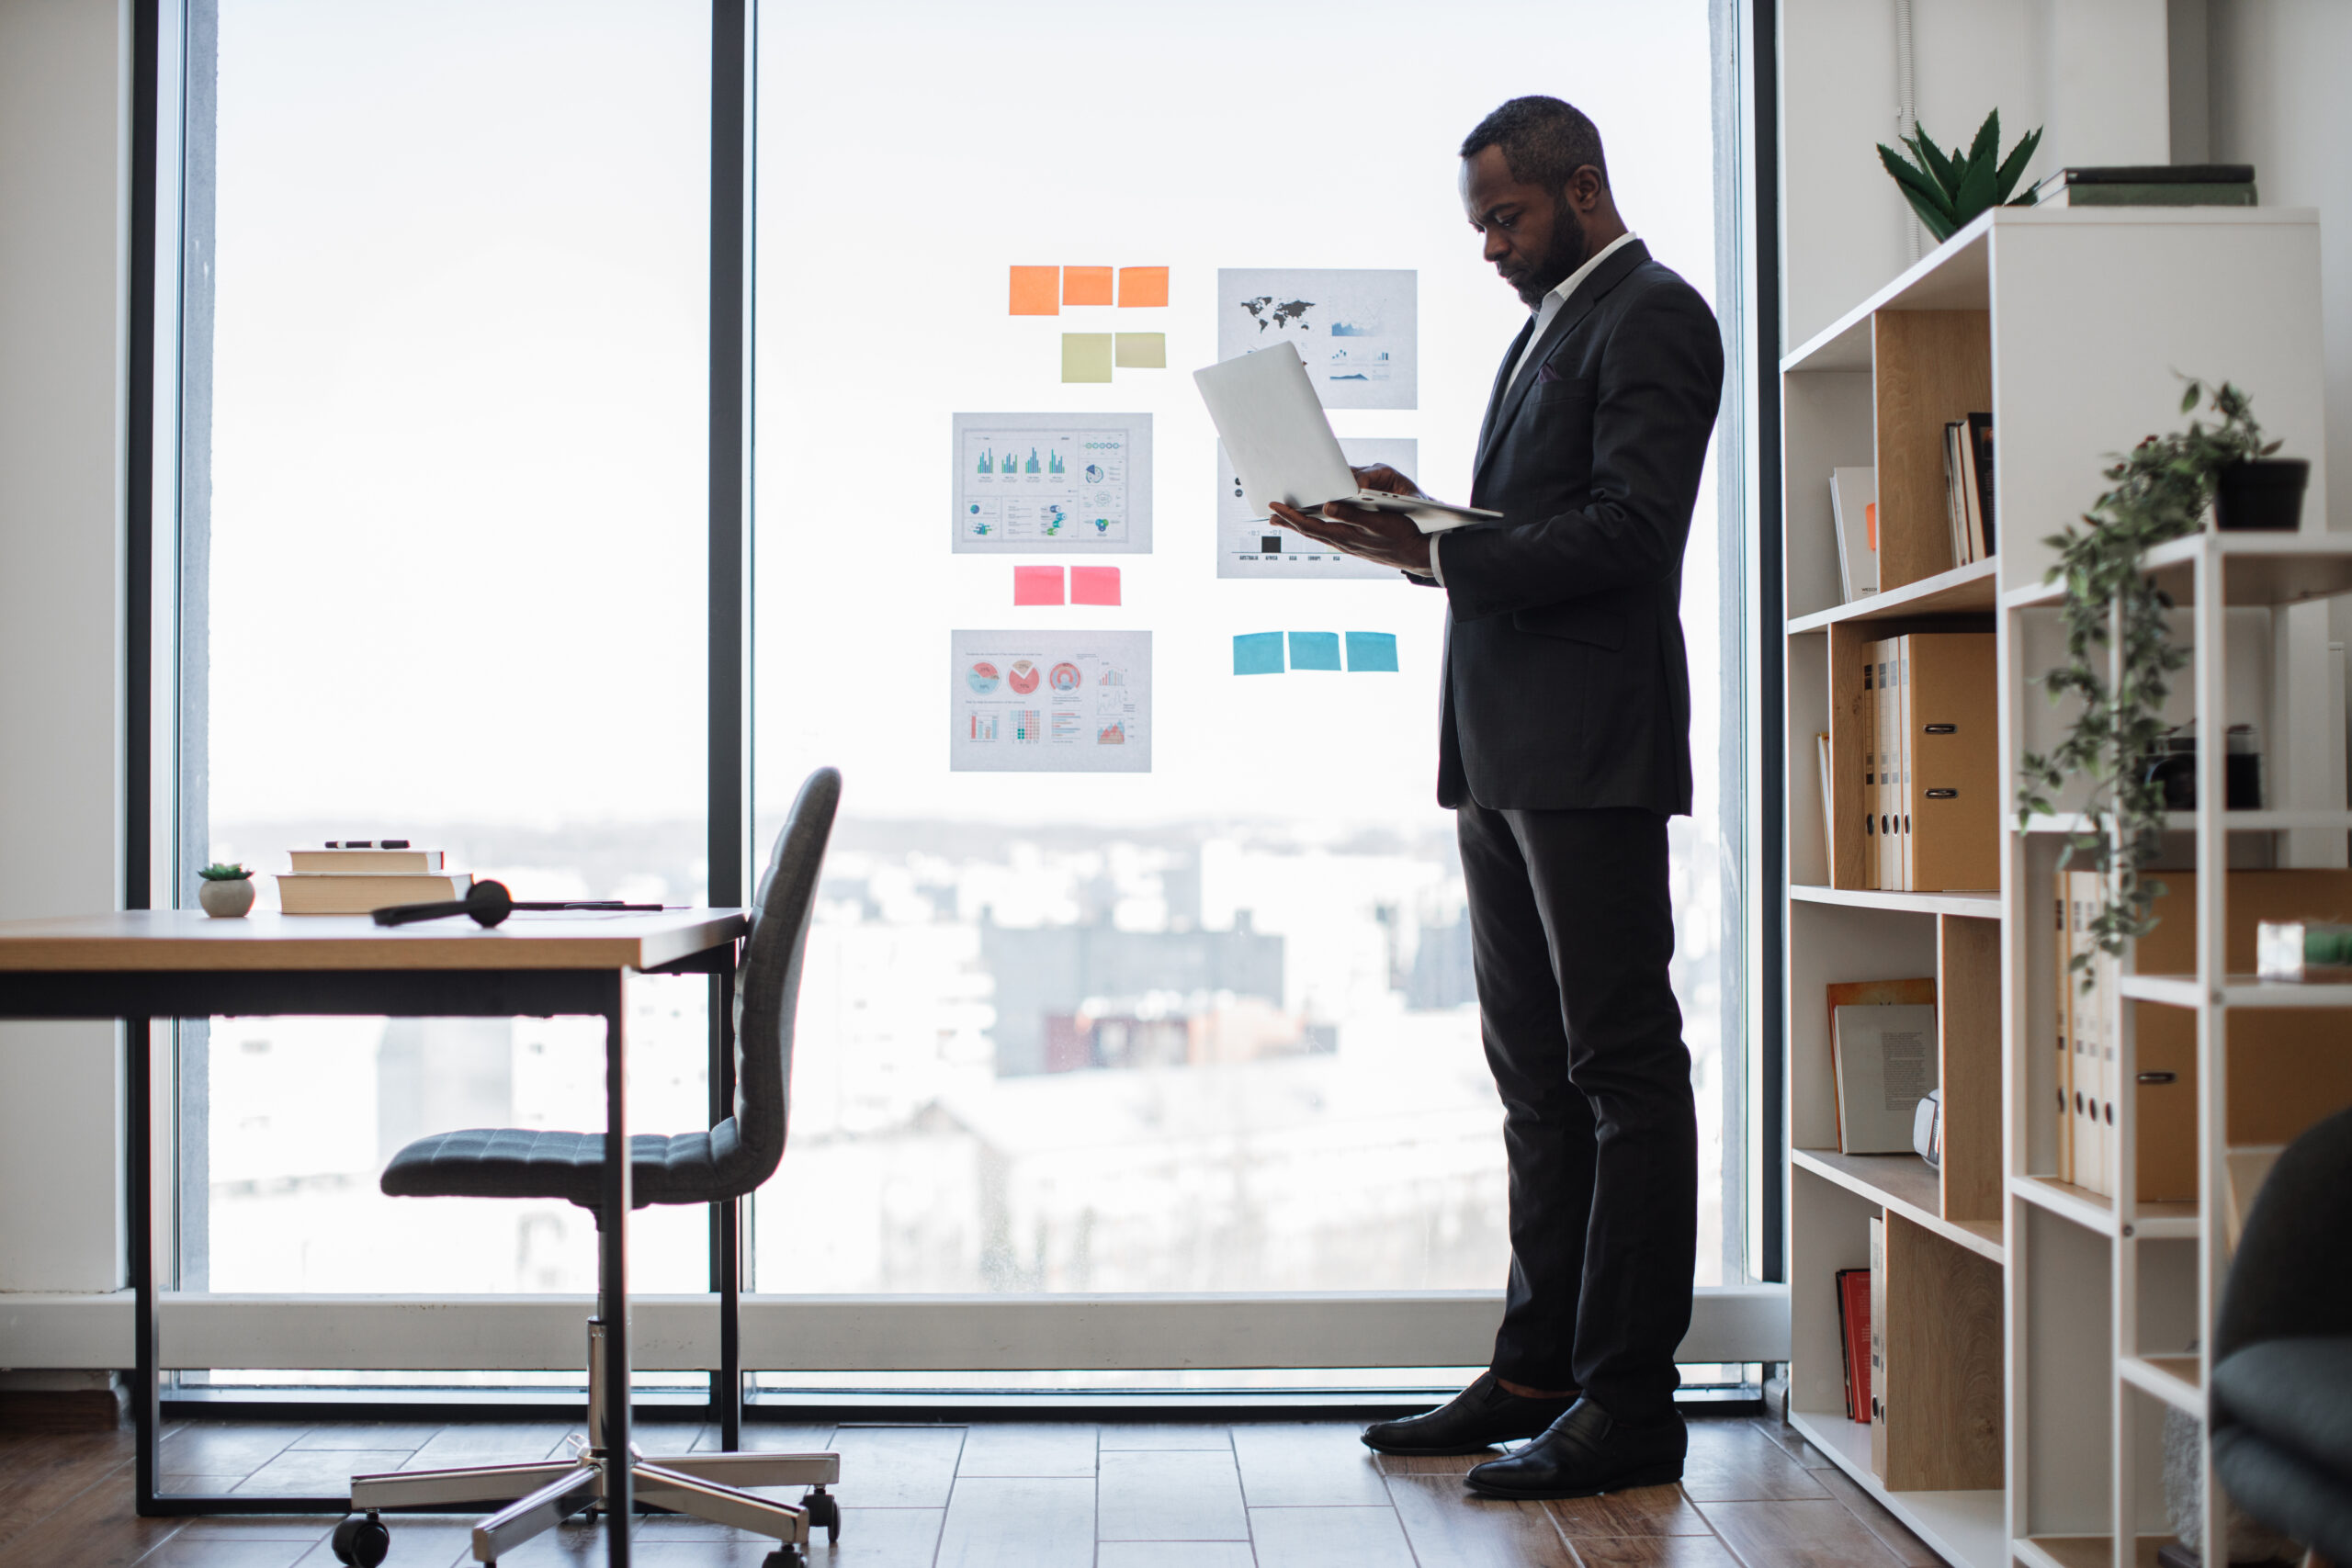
[0, 908, 749, 973]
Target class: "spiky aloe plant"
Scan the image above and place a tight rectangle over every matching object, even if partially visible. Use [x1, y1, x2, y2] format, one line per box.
[1877, 110, 2043, 243]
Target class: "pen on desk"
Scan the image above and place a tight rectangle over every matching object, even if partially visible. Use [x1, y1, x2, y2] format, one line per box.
[510, 900, 667, 911]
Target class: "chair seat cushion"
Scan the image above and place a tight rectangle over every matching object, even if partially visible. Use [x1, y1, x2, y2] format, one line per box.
[2214, 1337, 2352, 1480]
[380, 1122, 744, 1211]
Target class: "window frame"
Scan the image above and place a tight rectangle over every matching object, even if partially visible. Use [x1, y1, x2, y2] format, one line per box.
[138, 0, 1791, 1401]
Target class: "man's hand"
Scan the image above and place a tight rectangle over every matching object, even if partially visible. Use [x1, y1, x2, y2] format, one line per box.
[1268, 465, 1435, 574]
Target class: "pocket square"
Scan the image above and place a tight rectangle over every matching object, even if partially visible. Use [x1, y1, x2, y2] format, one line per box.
[1534, 360, 1564, 385]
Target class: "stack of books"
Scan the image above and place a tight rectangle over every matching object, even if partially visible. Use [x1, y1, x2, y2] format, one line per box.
[1854, 632, 1997, 892]
[276, 840, 471, 915]
[1942, 413, 1995, 565]
[2030, 164, 2256, 208]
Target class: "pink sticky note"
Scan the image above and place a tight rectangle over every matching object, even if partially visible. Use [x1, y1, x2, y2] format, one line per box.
[1069, 566, 1121, 605]
[1012, 565, 1065, 605]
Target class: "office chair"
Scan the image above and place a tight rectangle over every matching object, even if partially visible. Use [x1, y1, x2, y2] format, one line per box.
[329, 768, 843, 1568]
[2209, 1104, 2352, 1564]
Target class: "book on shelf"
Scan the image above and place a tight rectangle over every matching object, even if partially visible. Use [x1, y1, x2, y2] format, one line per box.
[277, 871, 473, 915]
[1867, 1216, 1888, 1476]
[2054, 886, 2075, 1186]
[1836, 1267, 1871, 1423]
[1816, 732, 1835, 862]
[1896, 632, 1997, 891]
[2064, 871, 2110, 1194]
[1941, 414, 1995, 566]
[1829, 467, 1878, 601]
[1825, 978, 1936, 1150]
[1834, 1001, 1939, 1155]
[286, 847, 446, 874]
[1859, 654, 1878, 888]
[2030, 164, 2256, 208]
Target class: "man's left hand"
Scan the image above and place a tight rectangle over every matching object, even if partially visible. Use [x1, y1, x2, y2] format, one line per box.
[1268, 502, 1433, 574]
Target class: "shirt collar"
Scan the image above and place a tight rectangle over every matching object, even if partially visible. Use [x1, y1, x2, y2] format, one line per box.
[1532, 231, 1640, 318]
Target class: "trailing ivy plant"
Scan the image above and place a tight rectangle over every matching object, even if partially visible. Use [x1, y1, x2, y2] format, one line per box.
[2016, 379, 2279, 981]
[1876, 109, 2041, 242]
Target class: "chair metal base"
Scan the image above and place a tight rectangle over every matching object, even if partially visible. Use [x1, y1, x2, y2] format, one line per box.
[341, 1320, 839, 1566]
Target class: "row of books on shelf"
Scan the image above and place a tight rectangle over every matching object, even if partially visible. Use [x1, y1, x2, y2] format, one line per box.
[1819, 631, 1997, 892]
[1821, 414, 1994, 608]
[2052, 868, 2352, 1198]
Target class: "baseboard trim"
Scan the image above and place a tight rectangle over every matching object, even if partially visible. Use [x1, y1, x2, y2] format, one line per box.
[0, 1385, 127, 1433]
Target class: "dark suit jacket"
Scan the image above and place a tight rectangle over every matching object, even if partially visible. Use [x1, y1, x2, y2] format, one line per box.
[1419, 239, 1723, 815]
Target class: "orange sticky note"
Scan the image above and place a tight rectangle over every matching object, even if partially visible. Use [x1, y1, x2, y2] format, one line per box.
[1010, 266, 1059, 316]
[1118, 266, 1169, 308]
[1062, 265, 1114, 306]
[1012, 566, 1065, 605]
[1069, 566, 1121, 605]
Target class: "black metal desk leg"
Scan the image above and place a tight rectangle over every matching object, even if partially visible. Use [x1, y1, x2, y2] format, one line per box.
[599, 981, 632, 1567]
[710, 966, 742, 1450]
[128, 1016, 160, 1512]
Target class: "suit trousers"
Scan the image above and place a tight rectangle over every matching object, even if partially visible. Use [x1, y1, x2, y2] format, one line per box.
[1458, 800, 1697, 1420]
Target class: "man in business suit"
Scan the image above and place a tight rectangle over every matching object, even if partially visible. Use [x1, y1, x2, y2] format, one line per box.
[1272, 96, 1723, 1498]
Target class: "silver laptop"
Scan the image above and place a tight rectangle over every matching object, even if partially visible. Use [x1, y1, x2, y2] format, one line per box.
[1193, 344, 1500, 532]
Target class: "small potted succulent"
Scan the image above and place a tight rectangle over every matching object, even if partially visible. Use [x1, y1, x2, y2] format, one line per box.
[198, 863, 255, 919]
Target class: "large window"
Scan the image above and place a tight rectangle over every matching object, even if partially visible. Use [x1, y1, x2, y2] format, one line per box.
[183, 0, 716, 1303]
[750, 0, 1742, 1298]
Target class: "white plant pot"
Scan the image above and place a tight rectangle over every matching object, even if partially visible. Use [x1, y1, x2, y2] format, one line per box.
[199, 877, 255, 919]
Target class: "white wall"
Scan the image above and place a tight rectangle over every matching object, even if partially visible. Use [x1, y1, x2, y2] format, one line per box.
[2203, 0, 2352, 537]
[0, 0, 131, 1299]
[1780, 0, 2171, 351]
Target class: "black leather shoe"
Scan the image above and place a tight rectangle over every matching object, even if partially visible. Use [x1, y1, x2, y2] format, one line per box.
[1464, 1398, 1686, 1497]
[1361, 1371, 1581, 1455]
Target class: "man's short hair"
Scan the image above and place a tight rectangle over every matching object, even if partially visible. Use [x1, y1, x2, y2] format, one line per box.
[1460, 96, 1609, 195]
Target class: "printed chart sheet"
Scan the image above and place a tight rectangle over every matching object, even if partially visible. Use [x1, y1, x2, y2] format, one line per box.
[950, 629, 1151, 773]
[1216, 436, 1417, 580]
[1216, 268, 1416, 411]
[951, 412, 1153, 554]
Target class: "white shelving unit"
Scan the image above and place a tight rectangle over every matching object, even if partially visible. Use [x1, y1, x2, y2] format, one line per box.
[1779, 205, 2336, 1568]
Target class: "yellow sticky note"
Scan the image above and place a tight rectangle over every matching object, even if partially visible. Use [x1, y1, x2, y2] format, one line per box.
[1062, 265, 1114, 306]
[1061, 333, 1114, 382]
[1114, 333, 1166, 368]
[1118, 266, 1169, 307]
[1009, 266, 1059, 316]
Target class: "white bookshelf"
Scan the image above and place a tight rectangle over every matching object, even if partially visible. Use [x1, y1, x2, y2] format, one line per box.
[1780, 204, 2338, 1568]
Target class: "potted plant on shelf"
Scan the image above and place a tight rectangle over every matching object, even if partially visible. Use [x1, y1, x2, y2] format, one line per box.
[2014, 378, 2293, 972]
[198, 862, 255, 919]
[1876, 109, 2042, 242]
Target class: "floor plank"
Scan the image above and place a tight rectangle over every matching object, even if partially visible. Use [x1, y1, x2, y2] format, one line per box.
[1096, 1424, 1231, 1450]
[935, 1475, 1095, 1568]
[286, 1423, 442, 1451]
[230, 1449, 413, 1495]
[1811, 1468, 1940, 1568]
[130, 1537, 322, 1568]
[826, 1426, 966, 1508]
[1248, 1503, 1419, 1568]
[299, 1517, 474, 1568]
[955, 1422, 1098, 1478]
[709, 1423, 836, 1454]
[1231, 1422, 1392, 1506]
[1097, 1449, 1250, 1541]
[1544, 1484, 1714, 1539]
[1095, 1545, 1259, 1568]
[1745, 1416, 1833, 1469]
[1369, 1448, 1489, 1476]
[0, 1424, 135, 1544]
[399, 1422, 577, 1470]
[153, 1425, 304, 1480]
[1385, 1472, 1579, 1567]
[1569, 1534, 1747, 1567]
[1699, 1498, 1909, 1568]
[1679, 1421, 1833, 1503]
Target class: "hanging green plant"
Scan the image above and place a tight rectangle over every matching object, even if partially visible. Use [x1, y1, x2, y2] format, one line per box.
[2015, 379, 2279, 977]
[1876, 109, 2042, 242]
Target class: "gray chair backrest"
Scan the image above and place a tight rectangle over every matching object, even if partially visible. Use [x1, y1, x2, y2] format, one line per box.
[720, 766, 841, 1199]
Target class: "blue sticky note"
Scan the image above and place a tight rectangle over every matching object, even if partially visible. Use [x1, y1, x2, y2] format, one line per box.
[1233, 631, 1286, 675]
[1346, 631, 1399, 671]
[1288, 631, 1342, 671]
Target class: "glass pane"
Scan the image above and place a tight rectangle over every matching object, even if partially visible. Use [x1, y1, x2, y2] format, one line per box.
[752, 1, 1733, 1293]
[187, 0, 712, 1294]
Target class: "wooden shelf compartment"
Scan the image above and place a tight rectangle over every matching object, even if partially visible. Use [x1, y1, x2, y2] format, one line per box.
[1787, 558, 2000, 634]
[2010, 1176, 2199, 1241]
[1791, 885, 2001, 918]
[2014, 1536, 2171, 1568]
[1795, 1148, 2003, 1263]
[1786, 1407, 2006, 1568]
[2004, 530, 2352, 612]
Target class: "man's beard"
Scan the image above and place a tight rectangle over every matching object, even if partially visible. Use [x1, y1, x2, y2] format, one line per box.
[1515, 197, 1590, 307]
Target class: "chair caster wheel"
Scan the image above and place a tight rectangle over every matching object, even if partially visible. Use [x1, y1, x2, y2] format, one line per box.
[331, 1513, 391, 1567]
[804, 1485, 841, 1542]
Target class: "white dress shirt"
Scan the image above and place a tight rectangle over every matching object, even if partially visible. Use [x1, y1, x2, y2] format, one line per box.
[1426, 231, 1640, 586]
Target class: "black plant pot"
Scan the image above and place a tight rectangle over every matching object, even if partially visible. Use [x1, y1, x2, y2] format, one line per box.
[2214, 457, 2310, 532]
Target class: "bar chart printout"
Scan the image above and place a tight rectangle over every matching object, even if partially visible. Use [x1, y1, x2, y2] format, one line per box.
[952, 412, 1154, 554]
[1217, 436, 1416, 580]
[951, 629, 1151, 773]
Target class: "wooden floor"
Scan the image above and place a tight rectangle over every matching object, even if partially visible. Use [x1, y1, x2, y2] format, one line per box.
[0, 1411, 1936, 1568]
